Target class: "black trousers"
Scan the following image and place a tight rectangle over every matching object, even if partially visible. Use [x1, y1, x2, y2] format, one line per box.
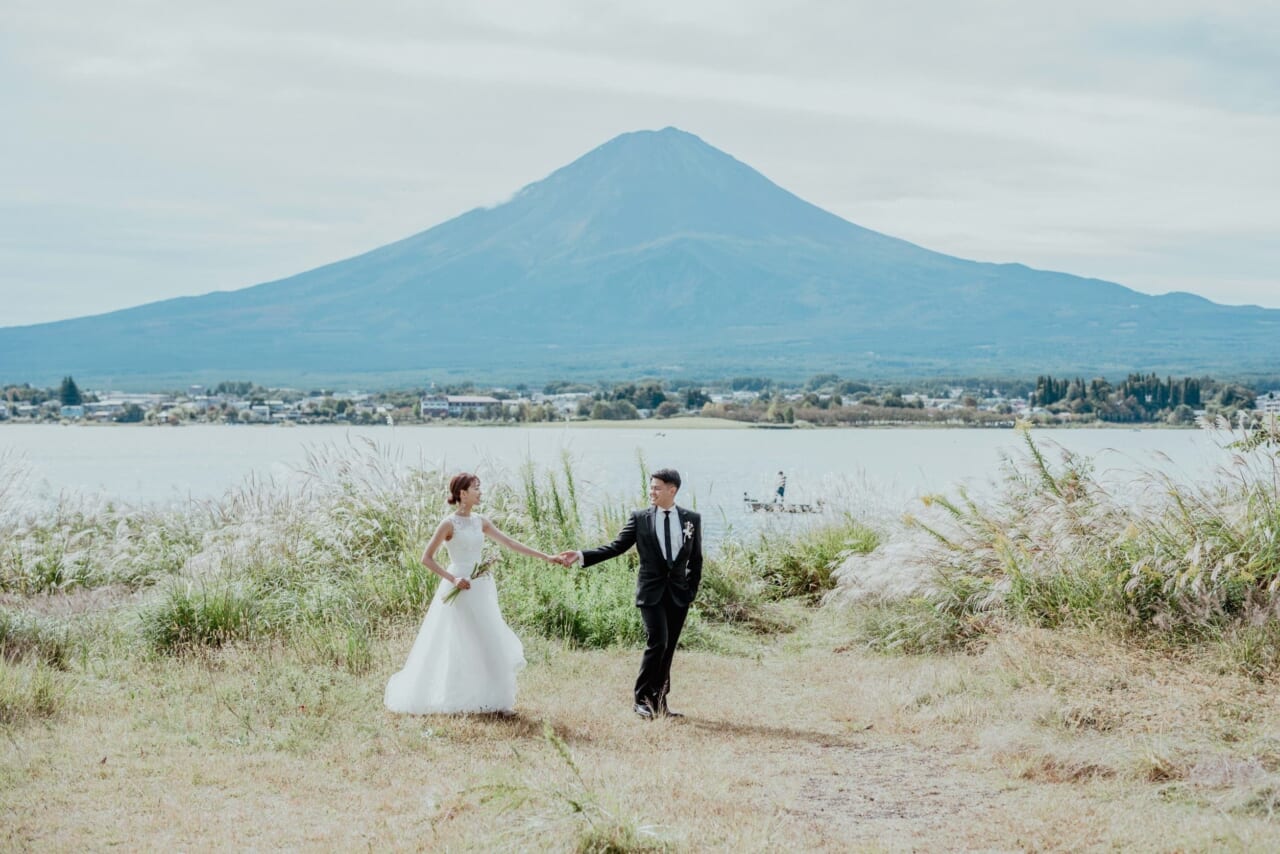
[635, 591, 689, 708]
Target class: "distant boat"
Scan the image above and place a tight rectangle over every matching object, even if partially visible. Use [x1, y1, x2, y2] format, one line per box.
[742, 492, 824, 514]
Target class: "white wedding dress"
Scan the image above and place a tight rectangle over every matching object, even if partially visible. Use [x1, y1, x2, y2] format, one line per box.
[384, 513, 526, 714]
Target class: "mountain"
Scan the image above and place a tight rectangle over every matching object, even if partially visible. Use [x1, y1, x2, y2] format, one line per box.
[3, 127, 1278, 387]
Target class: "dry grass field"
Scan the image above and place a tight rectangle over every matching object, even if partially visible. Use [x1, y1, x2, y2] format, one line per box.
[6, 606, 1280, 852]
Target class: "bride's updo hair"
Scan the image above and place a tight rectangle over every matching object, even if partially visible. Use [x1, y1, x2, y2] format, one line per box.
[447, 472, 479, 506]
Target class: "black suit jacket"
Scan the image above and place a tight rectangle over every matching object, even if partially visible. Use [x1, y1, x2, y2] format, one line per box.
[582, 506, 702, 607]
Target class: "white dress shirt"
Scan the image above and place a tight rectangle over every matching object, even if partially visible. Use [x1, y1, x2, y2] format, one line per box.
[656, 507, 682, 561]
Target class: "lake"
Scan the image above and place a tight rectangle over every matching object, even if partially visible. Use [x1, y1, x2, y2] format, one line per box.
[0, 424, 1230, 535]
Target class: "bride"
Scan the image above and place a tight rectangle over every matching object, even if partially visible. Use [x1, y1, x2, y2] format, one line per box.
[385, 472, 561, 715]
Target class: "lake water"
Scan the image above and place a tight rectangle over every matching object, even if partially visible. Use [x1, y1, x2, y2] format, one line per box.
[0, 424, 1230, 536]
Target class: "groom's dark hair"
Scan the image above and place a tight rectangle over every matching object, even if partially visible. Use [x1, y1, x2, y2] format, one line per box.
[651, 468, 681, 490]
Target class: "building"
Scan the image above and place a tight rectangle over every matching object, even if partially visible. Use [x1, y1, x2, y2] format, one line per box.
[420, 395, 449, 417]
[84, 401, 127, 420]
[532, 392, 586, 418]
[419, 395, 502, 418]
[1256, 391, 1280, 415]
[446, 395, 501, 417]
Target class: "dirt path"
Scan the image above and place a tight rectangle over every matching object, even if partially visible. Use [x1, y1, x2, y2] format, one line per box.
[789, 742, 1004, 845]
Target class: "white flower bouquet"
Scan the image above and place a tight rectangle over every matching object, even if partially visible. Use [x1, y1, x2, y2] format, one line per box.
[442, 551, 498, 605]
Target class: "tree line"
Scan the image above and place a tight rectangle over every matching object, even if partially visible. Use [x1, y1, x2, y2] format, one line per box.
[5, 371, 1273, 427]
[1029, 373, 1255, 423]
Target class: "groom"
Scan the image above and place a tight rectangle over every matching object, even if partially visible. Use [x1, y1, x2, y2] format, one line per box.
[559, 468, 702, 719]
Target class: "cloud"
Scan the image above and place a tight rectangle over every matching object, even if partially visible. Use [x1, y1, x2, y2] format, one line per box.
[1, 0, 1276, 327]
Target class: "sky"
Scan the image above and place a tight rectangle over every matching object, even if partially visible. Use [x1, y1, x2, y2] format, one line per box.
[2, 1, 1278, 327]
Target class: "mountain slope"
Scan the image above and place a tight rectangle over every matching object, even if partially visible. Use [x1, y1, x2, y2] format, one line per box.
[3, 127, 1277, 386]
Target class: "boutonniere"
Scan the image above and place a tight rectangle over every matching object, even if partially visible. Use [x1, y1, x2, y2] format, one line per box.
[682, 520, 694, 540]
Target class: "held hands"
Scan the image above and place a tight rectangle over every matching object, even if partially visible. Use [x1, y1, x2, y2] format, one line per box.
[452, 577, 471, 590]
[534, 551, 578, 567]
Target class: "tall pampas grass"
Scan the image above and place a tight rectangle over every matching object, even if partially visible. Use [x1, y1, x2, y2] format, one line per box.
[833, 419, 1280, 675]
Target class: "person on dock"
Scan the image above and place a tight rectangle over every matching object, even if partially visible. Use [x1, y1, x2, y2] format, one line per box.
[774, 471, 787, 504]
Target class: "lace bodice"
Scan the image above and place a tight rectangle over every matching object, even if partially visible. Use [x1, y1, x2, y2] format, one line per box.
[445, 513, 485, 574]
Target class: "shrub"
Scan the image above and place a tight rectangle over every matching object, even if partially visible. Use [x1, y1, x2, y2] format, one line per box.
[850, 598, 994, 655]
[714, 516, 881, 601]
[1213, 619, 1280, 682]
[0, 661, 64, 725]
[835, 419, 1280, 664]
[0, 608, 72, 669]
[139, 581, 261, 653]
[499, 559, 646, 648]
[301, 616, 376, 675]
[0, 502, 203, 594]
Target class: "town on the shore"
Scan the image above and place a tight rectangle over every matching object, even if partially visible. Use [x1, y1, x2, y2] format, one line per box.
[2, 374, 1278, 427]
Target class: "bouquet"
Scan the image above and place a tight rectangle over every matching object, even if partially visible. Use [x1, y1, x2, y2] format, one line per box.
[442, 553, 498, 605]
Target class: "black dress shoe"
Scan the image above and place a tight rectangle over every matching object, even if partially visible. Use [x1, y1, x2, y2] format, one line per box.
[633, 703, 654, 719]
[661, 709, 684, 718]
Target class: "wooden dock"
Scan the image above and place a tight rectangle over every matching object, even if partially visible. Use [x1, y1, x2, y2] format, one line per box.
[742, 494, 824, 514]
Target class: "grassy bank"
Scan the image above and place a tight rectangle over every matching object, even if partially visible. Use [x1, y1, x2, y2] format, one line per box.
[1, 442, 875, 716]
[831, 418, 1280, 681]
[6, 433, 1280, 848]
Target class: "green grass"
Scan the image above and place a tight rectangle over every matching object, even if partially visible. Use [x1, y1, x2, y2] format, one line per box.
[59, 442, 879, 658]
[17, 421, 1280, 681]
[0, 448, 205, 594]
[846, 420, 1280, 675]
[713, 514, 881, 602]
[0, 608, 72, 669]
[0, 660, 64, 725]
[848, 597, 992, 656]
[139, 580, 263, 653]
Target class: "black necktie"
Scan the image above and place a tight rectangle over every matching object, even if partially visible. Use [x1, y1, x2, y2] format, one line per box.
[663, 511, 673, 563]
